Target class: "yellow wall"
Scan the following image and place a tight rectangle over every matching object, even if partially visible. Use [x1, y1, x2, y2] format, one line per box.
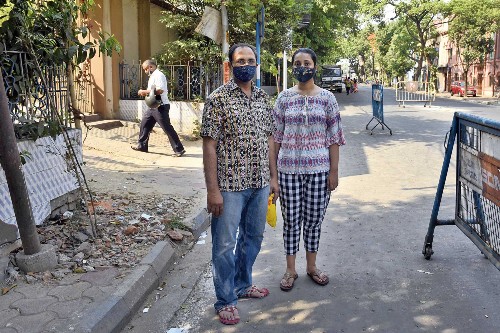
[85, 0, 178, 118]
[122, 0, 139, 62]
[111, 0, 124, 115]
[138, 0, 151, 63]
[87, 1, 105, 117]
[150, 5, 177, 57]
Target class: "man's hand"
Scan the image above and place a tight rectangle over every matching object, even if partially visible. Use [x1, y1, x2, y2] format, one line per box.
[138, 89, 149, 97]
[207, 190, 223, 217]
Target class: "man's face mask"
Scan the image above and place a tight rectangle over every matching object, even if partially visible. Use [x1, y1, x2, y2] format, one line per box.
[232, 65, 256, 82]
[292, 66, 316, 83]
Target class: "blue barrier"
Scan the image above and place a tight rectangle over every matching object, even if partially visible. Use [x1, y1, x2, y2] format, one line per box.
[423, 112, 500, 271]
[366, 84, 392, 135]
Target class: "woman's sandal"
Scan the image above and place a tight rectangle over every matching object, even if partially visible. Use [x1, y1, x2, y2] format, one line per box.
[217, 305, 240, 325]
[280, 272, 298, 291]
[239, 285, 270, 299]
[307, 269, 329, 286]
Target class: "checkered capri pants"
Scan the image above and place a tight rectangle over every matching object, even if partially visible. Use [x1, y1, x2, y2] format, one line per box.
[279, 172, 331, 255]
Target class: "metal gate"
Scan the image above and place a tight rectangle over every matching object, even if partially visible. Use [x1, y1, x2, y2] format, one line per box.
[396, 81, 436, 108]
[423, 112, 500, 271]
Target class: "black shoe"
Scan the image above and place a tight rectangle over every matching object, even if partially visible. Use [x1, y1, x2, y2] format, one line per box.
[131, 146, 148, 153]
[173, 149, 186, 157]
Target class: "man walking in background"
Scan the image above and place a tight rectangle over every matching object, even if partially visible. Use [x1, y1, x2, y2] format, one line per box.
[132, 59, 185, 157]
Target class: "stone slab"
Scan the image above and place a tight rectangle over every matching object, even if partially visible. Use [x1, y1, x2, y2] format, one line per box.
[16, 244, 57, 273]
[79, 267, 120, 287]
[0, 221, 17, 246]
[139, 241, 176, 278]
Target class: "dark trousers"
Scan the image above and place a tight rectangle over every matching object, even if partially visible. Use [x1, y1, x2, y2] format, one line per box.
[137, 104, 184, 153]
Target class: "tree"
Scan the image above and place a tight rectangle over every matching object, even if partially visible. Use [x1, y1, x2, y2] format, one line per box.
[361, 0, 443, 82]
[447, 0, 500, 93]
[377, 20, 418, 83]
[155, 0, 362, 74]
[0, 0, 121, 128]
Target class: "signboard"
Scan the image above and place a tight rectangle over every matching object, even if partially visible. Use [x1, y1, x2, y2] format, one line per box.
[405, 81, 418, 92]
[195, 6, 222, 45]
[460, 145, 500, 206]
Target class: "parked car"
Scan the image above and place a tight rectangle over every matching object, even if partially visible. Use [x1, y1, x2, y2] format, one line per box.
[450, 81, 477, 97]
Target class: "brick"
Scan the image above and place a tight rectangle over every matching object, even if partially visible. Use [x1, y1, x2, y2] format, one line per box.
[47, 281, 91, 302]
[139, 241, 175, 278]
[46, 297, 92, 319]
[5, 312, 56, 333]
[0, 309, 20, 327]
[10, 296, 58, 315]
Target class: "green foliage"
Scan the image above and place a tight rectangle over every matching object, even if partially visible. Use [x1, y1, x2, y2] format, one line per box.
[19, 150, 32, 165]
[156, 0, 361, 72]
[191, 119, 202, 139]
[13, 117, 61, 141]
[447, 0, 500, 77]
[0, 0, 121, 139]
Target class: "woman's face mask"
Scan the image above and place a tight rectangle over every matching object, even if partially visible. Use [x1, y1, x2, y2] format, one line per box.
[232, 65, 256, 82]
[292, 66, 316, 83]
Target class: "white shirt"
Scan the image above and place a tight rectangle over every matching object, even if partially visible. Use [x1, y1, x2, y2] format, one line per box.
[147, 68, 170, 105]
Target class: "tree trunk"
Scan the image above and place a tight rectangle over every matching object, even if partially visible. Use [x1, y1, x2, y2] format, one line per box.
[0, 71, 41, 255]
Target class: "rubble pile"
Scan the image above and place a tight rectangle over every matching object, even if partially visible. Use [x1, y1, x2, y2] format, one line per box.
[6, 192, 198, 285]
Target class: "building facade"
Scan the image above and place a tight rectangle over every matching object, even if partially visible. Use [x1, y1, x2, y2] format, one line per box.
[436, 19, 500, 96]
[85, 0, 177, 119]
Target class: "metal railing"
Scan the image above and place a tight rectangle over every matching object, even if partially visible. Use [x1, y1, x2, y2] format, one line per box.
[423, 112, 500, 271]
[119, 60, 222, 101]
[1, 51, 91, 127]
[395, 81, 436, 108]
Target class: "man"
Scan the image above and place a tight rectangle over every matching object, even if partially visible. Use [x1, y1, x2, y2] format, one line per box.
[200, 43, 279, 325]
[132, 59, 185, 157]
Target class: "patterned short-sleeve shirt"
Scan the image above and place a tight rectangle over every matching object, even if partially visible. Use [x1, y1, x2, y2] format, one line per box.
[200, 79, 274, 192]
[273, 88, 346, 174]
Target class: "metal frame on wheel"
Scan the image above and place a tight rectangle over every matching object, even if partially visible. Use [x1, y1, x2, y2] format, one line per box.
[423, 112, 500, 271]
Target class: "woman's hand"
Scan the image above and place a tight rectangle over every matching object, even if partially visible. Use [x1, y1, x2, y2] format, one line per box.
[327, 170, 338, 192]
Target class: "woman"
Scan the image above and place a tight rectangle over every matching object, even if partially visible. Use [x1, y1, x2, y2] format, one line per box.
[272, 48, 346, 291]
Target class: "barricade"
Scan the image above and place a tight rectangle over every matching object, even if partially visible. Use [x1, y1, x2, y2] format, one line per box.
[423, 112, 500, 271]
[365, 84, 392, 135]
[396, 81, 436, 108]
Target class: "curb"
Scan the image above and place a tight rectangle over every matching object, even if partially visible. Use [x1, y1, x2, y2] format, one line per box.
[74, 208, 211, 333]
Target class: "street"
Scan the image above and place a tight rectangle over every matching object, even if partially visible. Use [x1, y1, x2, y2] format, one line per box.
[122, 84, 500, 333]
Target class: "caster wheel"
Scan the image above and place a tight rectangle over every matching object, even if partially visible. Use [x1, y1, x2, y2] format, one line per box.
[423, 245, 433, 260]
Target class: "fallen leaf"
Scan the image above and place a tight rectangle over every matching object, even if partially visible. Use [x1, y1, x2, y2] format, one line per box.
[1, 284, 17, 295]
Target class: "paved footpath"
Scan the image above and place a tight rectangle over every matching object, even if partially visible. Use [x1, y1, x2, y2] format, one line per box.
[0, 123, 209, 333]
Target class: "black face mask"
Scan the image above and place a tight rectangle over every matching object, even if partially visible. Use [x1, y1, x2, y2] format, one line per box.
[293, 66, 316, 82]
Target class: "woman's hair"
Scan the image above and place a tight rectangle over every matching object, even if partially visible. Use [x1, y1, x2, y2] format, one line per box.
[228, 43, 257, 62]
[291, 48, 317, 66]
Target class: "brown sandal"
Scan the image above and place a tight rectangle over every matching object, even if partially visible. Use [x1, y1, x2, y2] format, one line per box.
[280, 272, 298, 291]
[307, 269, 329, 286]
[217, 305, 240, 325]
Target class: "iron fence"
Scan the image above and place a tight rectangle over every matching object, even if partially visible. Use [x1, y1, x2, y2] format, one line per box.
[119, 60, 222, 101]
[395, 81, 436, 108]
[0, 51, 88, 127]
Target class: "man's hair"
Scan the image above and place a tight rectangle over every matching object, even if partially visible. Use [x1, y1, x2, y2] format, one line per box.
[291, 48, 317, 66]
[142, 59, 157, 67]
[228, 43, 257, 62]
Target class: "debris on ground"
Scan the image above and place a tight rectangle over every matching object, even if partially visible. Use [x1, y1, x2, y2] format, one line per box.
[3, 192, 198, 285]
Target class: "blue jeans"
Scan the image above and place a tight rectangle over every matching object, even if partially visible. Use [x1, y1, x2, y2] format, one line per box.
[211, 186, 269, 311]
